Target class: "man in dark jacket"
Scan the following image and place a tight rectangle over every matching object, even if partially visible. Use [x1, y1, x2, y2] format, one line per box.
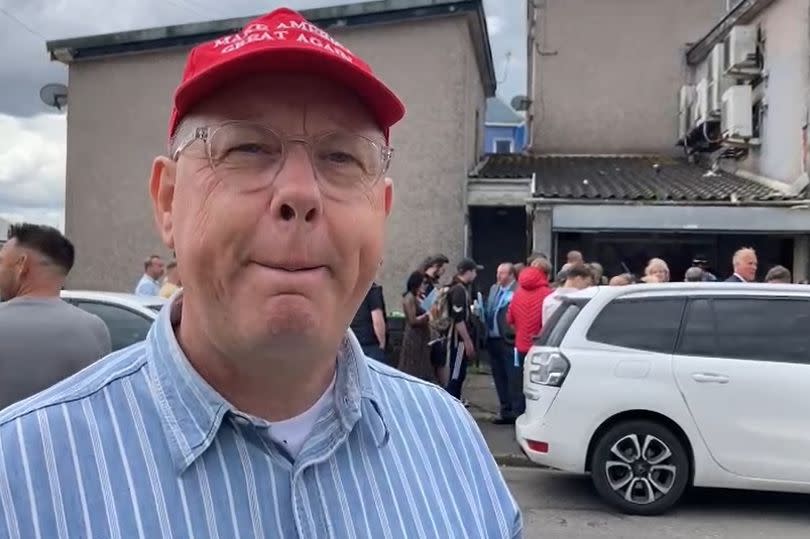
[725, 248, 758, 282]
[485, 263, 517, 424]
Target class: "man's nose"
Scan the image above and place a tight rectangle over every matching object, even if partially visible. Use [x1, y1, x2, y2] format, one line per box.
[269, 145, 323, 224]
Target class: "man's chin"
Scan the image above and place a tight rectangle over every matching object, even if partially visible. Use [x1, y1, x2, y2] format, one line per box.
[258, 295, 322, 336]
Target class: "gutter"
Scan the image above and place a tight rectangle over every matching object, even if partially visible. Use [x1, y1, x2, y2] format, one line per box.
[525, 197, 810, 208]
[686, 0, 777, 65]
[46, 0, 487, 63]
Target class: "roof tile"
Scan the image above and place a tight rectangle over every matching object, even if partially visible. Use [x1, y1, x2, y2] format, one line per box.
[471, 154, 800, 202]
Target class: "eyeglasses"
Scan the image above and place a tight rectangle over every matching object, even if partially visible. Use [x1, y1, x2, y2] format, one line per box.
[172, 121, 393, 194]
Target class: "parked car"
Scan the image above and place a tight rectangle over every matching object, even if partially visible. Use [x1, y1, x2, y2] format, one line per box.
[60, 290, 165, 352]
[516, 282, 810, 515]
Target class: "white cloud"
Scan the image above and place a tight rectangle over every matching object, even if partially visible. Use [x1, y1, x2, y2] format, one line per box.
[0, 113, 65, 230]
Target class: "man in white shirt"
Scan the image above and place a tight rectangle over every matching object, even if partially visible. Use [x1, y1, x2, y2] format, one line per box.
[134, 254, 165, 295]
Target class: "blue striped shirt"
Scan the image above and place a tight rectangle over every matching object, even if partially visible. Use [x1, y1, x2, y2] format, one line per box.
[0, 299, 522, 538]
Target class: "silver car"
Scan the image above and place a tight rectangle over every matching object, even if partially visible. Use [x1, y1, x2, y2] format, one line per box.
[60, 290, 166, 352]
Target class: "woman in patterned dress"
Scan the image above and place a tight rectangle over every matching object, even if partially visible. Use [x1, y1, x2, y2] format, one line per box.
[397, 271, 435, 382]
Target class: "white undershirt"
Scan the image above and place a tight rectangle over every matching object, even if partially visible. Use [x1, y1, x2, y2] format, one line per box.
[266, 374, 336, 459]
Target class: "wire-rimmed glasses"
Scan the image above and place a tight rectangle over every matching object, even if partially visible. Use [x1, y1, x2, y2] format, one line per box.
[172, 121, 393, 194]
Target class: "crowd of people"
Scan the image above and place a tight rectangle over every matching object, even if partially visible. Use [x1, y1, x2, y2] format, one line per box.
[134, 254, 182, 298]
[350, 245, 804, 421]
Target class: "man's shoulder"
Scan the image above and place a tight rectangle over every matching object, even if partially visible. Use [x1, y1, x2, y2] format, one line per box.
[0, 341, 149, 430]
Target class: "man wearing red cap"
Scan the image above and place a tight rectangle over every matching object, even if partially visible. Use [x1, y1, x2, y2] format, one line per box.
[0, 8, 521, 538]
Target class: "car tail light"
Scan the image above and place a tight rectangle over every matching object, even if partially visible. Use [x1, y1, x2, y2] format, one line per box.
[526, 440, 549, 453]
[528, 349, 570, 387]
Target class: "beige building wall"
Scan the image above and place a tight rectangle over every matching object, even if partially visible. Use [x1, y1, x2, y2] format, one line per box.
[529, 0, 723, 154]
[63, 15, 488, 307]
[713, 0, 809, 185]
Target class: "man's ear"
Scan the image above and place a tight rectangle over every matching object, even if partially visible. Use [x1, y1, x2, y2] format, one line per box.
[150, 156, 177, 250]
[16, 252, 30, 278]
[383, 177, 394, 217]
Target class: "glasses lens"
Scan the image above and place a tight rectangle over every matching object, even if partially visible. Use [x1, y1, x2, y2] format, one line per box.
[209, 123, 283, 185]
[313, 132, 383, 189]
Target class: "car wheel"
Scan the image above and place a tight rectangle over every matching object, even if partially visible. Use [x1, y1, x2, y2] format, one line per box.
[590, 420, 689, 515]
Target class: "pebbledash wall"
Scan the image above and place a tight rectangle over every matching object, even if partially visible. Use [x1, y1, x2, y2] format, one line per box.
[48, 0, 495, 307]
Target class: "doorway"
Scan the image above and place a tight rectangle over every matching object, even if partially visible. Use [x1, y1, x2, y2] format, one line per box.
[470, 206, 527, 293]
[556, 231, 794, 282]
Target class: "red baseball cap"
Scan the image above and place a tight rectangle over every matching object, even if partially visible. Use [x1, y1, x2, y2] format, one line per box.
[168, 7, 405, 142]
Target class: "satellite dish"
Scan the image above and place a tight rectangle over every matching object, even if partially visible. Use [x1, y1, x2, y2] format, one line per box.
[510, 95, 531, 112]
[40, 83, 68, 111]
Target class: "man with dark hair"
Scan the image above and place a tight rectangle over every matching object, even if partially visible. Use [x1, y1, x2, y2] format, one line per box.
[0, 223, 111, 409]
[135, 254, 165, 296]
[542, 263, 593, 324]
[444, 257, 482, 399]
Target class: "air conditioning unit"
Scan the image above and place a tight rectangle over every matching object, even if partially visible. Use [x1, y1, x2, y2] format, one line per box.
[722, 85, 753, 139]
[692, 78, 709, 127]
[708, 43, 725, 115]
[678, 85, 695, 140]
[725, 25, 758, 73]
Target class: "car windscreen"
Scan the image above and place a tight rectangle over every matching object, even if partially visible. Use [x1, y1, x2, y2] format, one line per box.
[534, 298, 587, 347]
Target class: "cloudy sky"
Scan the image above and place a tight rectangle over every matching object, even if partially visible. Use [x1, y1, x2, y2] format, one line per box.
[0, 0, 526, 230]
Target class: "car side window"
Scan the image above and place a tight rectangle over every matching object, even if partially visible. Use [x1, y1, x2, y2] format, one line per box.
[677, 298, 716, 357]
[586, 298, 686, 354]
[680, 297, 810, 364]
[74, 301, 153, 351]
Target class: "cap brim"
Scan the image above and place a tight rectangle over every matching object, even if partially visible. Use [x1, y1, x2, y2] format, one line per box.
[172, 45, 405, 139]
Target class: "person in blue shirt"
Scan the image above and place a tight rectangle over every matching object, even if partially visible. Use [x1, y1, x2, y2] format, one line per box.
[485, 263, 517, 424]
[0, 8, 521, 539]
[134, 254, 165, 295]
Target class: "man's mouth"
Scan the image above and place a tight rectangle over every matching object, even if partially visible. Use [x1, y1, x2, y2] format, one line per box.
[253, 261, 327, 273]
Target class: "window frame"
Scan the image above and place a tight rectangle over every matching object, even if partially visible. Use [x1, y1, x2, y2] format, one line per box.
[585, 296, 687, 354]
[674, 294, 810, 365]
[535, 298, 588, 347]
[69, 299, 155, 351]
[492, 138, 514, 153]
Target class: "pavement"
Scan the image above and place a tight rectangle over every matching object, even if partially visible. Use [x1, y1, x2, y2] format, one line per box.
[506, 467, 810, 538]
[464, 368, 534, 468]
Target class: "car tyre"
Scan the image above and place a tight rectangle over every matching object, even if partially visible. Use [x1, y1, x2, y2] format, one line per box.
[590, 419, 689, 515]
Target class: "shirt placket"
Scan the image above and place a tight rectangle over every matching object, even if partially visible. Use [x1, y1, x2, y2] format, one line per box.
[290, 408, 353, 539]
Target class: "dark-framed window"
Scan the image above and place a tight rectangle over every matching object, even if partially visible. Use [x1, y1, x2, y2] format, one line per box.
[586, 298, 686, 354]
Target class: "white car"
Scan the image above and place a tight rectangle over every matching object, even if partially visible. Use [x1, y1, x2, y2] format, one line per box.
[60, 290, 165, 352]
[516, 282, 810, 515]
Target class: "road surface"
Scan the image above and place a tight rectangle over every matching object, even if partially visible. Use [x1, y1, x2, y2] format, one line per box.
[505, 467, 810, 539]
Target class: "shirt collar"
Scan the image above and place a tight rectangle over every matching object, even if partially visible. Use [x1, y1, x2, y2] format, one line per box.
[146, 294, 390, 473]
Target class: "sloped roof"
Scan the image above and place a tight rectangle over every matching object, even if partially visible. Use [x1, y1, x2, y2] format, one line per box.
[471, 154, 800, 202]
[45, 0, 496, 96]
[485, 97, 523, 125]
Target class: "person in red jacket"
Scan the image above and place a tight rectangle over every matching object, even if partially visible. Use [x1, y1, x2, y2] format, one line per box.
[506, 257, 552, 419]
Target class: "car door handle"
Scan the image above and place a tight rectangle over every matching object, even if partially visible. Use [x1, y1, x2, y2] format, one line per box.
[691, 373, 729, 384]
